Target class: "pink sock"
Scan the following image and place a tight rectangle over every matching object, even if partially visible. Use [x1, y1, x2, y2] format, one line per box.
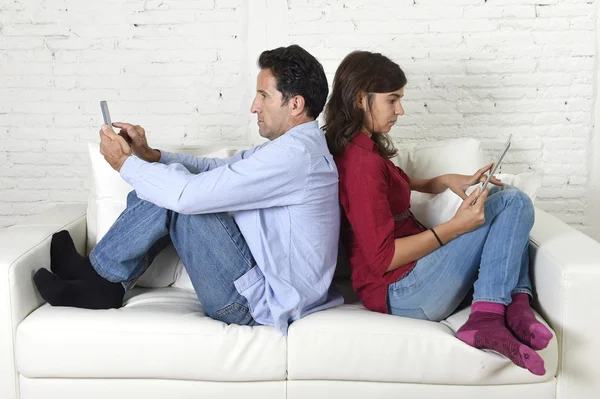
[506, 293, 553, 350]
[456, 301, 546, 376]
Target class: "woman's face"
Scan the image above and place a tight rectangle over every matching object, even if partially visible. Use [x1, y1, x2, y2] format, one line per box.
[360, 88, 404, 135]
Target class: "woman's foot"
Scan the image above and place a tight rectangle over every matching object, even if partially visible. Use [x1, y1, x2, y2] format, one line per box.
[456, 302, 545, 376]
[506, 293, 553, 350]
[33, 268, 124, 309]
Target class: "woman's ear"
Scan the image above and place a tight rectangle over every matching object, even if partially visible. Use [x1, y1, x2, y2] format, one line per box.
[356, 91, 366, 110]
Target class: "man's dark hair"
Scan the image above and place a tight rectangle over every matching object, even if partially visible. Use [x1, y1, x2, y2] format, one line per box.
[258, 44, 328, 119]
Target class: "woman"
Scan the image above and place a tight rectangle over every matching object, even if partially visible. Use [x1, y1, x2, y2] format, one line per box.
[324, 51, 551, 376]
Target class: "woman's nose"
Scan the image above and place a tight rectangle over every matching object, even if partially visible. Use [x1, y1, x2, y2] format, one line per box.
[396, 103, 404, 116]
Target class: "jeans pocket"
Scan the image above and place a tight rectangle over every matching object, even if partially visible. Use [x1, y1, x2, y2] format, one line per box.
[389, 267, 421, 293]
[215, 302, 255, 326]
[389, 307, 429, 321]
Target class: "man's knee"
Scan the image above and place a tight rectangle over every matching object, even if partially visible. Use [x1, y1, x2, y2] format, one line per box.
[126, 190, 141, 207]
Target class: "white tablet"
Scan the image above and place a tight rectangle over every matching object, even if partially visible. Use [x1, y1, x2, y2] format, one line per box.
[481, 134, 512, 192]
[472, 134, 512, 205]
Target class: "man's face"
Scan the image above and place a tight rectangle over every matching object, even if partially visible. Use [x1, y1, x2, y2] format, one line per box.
[250, 68, 292, 141]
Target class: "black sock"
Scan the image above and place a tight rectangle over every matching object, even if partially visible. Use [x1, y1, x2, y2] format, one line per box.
[51, 230, 101, 281]
[34, 268, 125, 309]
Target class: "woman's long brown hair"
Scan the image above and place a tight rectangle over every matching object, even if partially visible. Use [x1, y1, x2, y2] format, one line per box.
[323, 51, 407, 159]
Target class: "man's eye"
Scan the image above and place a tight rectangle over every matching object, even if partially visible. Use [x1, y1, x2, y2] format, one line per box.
[389, 100, 396, 104]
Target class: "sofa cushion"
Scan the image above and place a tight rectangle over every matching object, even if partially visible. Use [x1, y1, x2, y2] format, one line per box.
[409, 171, 543, 229]
[393, 138, 485, 179]
[16, 287, 286, 381]
[287, 303, 558, 385]
[393, 138, 543, 229]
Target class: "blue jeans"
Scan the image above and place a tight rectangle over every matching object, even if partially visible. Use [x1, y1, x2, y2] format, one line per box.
[90, 191, 259, 326]
[387, 185, 534, 322]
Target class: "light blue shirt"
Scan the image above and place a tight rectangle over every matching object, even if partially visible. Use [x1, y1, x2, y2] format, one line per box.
[120, 121, 343, 334]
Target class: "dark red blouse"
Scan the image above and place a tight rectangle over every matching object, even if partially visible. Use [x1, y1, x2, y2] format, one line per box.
[335, 133, 425, 313]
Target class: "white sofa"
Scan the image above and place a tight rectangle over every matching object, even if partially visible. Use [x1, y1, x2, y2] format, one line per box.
[2, 141, 600, 399]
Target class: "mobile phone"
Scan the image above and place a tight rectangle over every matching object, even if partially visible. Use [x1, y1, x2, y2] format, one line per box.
[100, 101, 112, 126]
[472, 134, 512, 205]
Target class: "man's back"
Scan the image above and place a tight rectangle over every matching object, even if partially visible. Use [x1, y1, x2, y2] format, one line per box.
[139, 120, 342, 334]
[233, 121, 343, 334]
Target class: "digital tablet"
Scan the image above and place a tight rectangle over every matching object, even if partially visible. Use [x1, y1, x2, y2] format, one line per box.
[472, 134, 512, 205]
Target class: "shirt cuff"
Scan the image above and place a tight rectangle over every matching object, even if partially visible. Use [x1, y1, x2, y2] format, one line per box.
[157, 150, 177, 164]
[119, 156, 145, 185]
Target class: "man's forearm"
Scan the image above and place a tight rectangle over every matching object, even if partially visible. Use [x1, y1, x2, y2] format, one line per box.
[142, 148, 161, 163]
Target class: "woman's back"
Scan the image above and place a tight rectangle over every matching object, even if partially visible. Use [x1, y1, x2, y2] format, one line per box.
[335, 133, 423, 314]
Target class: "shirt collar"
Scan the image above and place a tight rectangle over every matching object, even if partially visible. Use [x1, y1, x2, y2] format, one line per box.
[350, 132, 378, 153]
[287, 120, 319, 134]
[274, 121, 320, 141]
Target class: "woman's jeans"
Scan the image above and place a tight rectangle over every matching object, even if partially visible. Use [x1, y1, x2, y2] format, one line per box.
[387, 185, 535, 322]
[89, 191, 259, 326]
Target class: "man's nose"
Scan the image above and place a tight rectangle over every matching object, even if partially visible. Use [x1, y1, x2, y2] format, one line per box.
[250, 98, 259, 114]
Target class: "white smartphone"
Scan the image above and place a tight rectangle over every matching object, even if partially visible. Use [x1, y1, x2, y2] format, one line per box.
[472, 134, 512, 205]
[100, 101, 112, 126]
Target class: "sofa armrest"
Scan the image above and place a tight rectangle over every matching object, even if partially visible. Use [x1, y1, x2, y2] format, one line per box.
[0, 204, 86, 399]
[529, 207, 600, 399]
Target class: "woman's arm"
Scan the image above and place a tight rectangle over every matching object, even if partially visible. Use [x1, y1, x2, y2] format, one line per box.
[386, 220, 461, 272]
[410, 164, 503, 198]
[409, 176, 448, 194]
[386, 187, 489, 272]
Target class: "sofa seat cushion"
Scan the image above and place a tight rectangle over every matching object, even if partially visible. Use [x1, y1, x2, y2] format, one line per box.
[16, 287, 286, 381]
[287, 303, 558, 385]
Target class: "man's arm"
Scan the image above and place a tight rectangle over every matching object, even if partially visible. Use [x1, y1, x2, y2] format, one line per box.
[158, 144, 268, 174]
[120, 142, 309, 214]
[113, 121, 268, 174]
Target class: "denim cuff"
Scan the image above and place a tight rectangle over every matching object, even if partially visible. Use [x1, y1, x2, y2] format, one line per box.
[89, 251, 137, 292]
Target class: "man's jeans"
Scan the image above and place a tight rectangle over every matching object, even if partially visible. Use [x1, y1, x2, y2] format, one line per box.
[90, 191, 259, 326]
[387, 185, 534, 321]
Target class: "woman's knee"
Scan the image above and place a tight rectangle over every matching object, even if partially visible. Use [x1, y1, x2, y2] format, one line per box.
[500, 188, 535, 225]
[515, 190, 534, 219]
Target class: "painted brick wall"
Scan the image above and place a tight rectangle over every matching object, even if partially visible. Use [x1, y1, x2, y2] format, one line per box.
[0, 0, 598, 239]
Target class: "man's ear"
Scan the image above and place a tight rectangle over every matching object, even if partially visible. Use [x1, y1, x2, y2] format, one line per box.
[289, 95, 306, 117]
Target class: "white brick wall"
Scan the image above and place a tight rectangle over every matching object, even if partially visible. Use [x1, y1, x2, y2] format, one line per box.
[586, 4, 600, 243]
[1, 0, 599, 241]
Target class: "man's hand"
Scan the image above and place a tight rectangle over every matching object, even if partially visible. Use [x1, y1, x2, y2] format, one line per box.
[99, 124, 132, 172]
[443, 163, 504, 200]
[112, 122, 160, 163]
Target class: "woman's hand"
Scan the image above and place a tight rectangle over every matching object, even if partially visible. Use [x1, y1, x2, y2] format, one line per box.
[443, 163, 503, 200]
[449, 186, 489, 235]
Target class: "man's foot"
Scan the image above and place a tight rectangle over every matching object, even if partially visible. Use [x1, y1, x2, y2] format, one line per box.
[456, 303, 545, 376]
[33, 268, 124, 309]
[51, 230, 100, 281]
[506, 293, 553, 350]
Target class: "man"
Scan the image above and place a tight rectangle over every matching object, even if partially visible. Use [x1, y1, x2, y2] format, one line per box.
[34, 45, 343, 335]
